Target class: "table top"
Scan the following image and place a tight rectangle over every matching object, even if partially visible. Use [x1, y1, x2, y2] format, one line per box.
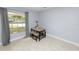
[31, 26, 45, 32]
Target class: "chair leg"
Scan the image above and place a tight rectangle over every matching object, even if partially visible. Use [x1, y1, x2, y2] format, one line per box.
[36, 38, 37, 42]
[39, 37, 40, 41]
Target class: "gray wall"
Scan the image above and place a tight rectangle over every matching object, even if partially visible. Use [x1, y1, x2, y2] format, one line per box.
[0, 13, 1, 44]
[39, 7, 79, 44]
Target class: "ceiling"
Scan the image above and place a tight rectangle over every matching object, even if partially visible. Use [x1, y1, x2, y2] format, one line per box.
[25, 7, 52, 12]
[7, 7, 53, 12]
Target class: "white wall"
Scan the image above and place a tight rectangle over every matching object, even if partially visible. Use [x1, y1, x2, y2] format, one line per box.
[29, 11, 39, 31]
[39, 7, 79, 44]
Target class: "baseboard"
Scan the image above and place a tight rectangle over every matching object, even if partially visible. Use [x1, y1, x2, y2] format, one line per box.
[10, 35, 26, 42]
[0, 35, 25, 45]
[0, 35, 27, 45]
[47, 34, 79, 47]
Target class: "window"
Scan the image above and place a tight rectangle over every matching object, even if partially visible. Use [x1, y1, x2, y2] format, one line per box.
[8, 11, 25, 34]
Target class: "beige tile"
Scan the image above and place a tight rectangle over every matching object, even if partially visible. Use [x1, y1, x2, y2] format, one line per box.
[0, 36, 79, 51]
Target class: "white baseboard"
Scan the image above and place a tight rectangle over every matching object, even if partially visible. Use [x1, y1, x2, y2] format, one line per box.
[10, 35, 25, 42]
[0, 35, 26, 45]
[47, 34, 79, 47]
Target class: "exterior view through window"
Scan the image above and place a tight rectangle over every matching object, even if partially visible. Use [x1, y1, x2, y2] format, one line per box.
[8, 11, 26, 40]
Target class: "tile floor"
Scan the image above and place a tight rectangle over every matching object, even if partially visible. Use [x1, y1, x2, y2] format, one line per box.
[0, 36, 79, 51]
